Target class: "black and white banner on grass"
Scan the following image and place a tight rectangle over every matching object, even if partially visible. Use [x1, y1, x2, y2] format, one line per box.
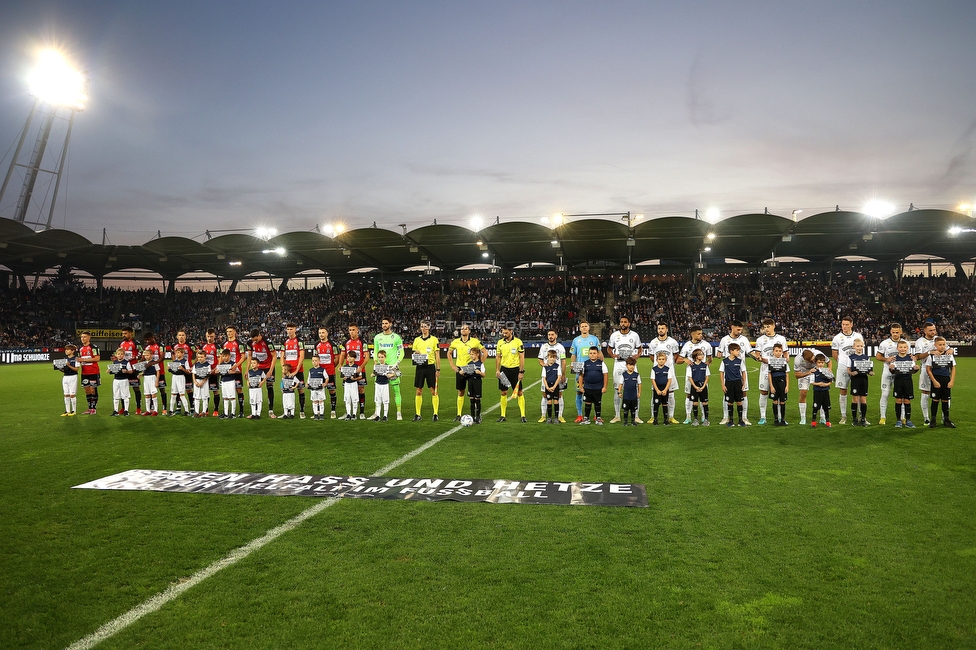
[74, 470, 648, 507]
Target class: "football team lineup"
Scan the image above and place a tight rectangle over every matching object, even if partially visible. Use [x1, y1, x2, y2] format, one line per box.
[56, 313, 957, 429]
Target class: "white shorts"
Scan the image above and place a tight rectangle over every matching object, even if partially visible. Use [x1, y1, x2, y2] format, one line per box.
[170, 374, 187, 394]
[612, 361, 626, 386]
[143, 374, 158, 396]
[249, 387, 264, 404]
[374, 383, 390, 404]
[796, 374, 811, 391]
[834, 365, 850, 390]
[880, 369, 892, 393]
[282, 392, 296, 410]
[758, 367, 769, 392]
[193, 384, 209, 401]
[310, 388, 326, 402]
[113, 378, 130, 400]
[918, 372, 931, 392]
[221, 381, 237, 400]
[684, 376, 692, 394]
[62, 374, 78, 396]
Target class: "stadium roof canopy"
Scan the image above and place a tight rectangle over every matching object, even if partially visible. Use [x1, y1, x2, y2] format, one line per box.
[0, 209, 973, 280]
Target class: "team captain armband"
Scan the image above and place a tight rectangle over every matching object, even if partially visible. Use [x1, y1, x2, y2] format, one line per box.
[412, 352, 428, 365]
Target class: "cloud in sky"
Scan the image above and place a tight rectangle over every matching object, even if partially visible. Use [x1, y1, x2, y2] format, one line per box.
[0, 1, 974, 243]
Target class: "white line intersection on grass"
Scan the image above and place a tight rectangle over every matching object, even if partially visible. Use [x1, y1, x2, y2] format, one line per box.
[66, 379, 542, 650]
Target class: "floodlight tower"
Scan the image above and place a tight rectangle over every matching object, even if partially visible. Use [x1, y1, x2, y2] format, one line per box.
[0, 49, 88, 230]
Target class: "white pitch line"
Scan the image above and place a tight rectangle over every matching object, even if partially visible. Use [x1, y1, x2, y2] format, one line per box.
[67, 378, 542, 650]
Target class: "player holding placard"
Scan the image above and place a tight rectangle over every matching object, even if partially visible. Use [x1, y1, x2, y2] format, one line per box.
[167, 346, 192, 416]
[875, 323, 907, 425]
[537, 329, 567, 423]
[831, 316, 864, 425]
[678, 325, 712, 424]
[448, 324, 485, 422]
[765, 343, 790, 426]
[373, 319, 404, 421]
[338, 323, 369, 419]
[607, 316, 641, 423]
[55, 345, 79, 416]
[754, 318, 789, 425]
[191, 350, 212, 416]
[143, 333, 166, 415]
[716, 321, 753, 425]
[570, 322, 600, 423]
[847, 338, 874, 426]
[647, 322, 680, 424]
[78, 331, 101, 415]
[307, 356, 328, 420]
[246, 358, 267, 419]
[924, 337, 956, 428]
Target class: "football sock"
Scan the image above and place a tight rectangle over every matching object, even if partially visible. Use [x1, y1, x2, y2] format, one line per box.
[879, 387, 890, 418]
[905, 403, 912, 420]
[920, 394, 930, 419]
[558, 396, 564, 418]
[736, 404, 743, 421]
[860, 403, 867, 419]
[299, 392, 306, 413]
[613, 392, 621, 417]
[547, 403, 553, 418]
[692, 404, 699, 419]
[686, 397, 693, 419]
[329, 391, 337, 412]
[895, 403, 902, 420]
[432, 394, 439, 414]
[839, 397, 847, 418]
[799, 402, 807, 420]
[134, 388, 142, 410]
[393, 383, 401, 412]
[759, 394, 768, 419]
[930, 400, 939, 423]
[458, 396, 465, 416]
[703, 404, 709, 419]
[742, 396, 748, 419]
[576, 391, 584, 415]
[541, 395, 547, 417]
[593, 400, 602, 419]
[415, 395, 423, 416]
[584, 402, 591, 418]
[359, 393, 366, 414]
[500, 394, 508, 417]
[64, 397, 71, 413]
[213, 391, 220, 410]
[180, 394, 189, 412]
[942, 401, 950, 419]
[238, 393, 244, 413]
[668, 392, 675, 418]
[517, 395, 525, 417]
[93, 387, 99, 407]
[267, 384, 275, 410]
[728, 402, 735, 421]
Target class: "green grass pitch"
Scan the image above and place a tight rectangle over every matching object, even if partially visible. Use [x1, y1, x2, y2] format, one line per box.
[2, 357, 975, 649]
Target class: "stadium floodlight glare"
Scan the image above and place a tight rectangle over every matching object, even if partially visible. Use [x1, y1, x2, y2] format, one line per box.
[706, 232, 716, 241]
[228, 261, 242, 266]
[949, 226, 962, 236]
[704, 246, 712, 252]
[27, 49, 87, 110]
[705, 208, 720, 223]
[482, 252, 489, 258]
[470, 216, 483, 231]
[254, 226, 277, 240]
[862, 200, 896, 219]
[959, 203, 973, 217]
[543, 213, 564, 228]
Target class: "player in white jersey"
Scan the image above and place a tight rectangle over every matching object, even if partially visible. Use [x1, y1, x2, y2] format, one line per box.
[913, 321, 943, 425]
[678, 325, 713, 423]
[606, 315, 642, 423]
[793, 347, 828, 425]
[831, 315, 864, 424]
[874, 322, 907, 424]
[647, 322, 681, 424]
[754, 317, 789, 425]
[716, 320, 753, 424]
[537, 329, 567, 423]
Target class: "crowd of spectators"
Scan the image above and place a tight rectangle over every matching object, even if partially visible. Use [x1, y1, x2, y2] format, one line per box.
[1, 272, 973, 349]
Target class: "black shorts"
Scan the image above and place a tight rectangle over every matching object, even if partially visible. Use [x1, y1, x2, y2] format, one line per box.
[128, 376, 140, 388]
[724, 380, 743, 403]
[893, 375, 914, 400]
[467, 376, 483, 399]
[229, 373, 243, 390]
[415, 365, 438, 389]
[209, 375, 219, 391]
[622, 398, 638, 411]
[498, 367, 522, 392]
[325, 373, 336, 390]
[930, 384, 951, 401]
[545, 388, 561, 400]
[455, 372, 469, 392]
[81, 374, 100, 387]
[156, 375, 166, 388]
[770, 377, 788, 401]
[690, 387, 708, 402]
[583, 388, 602, 404]
[849, 375, 869, 397]
[813, 390, 831, 410]
[260, 368, 276, 385]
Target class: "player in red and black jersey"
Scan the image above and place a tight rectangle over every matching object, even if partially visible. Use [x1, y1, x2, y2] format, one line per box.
[78, 331, 101, 414]
[281, 322, 307, 418]
[202, 328, 221, 416]
[223, 325, 247, 418]
[143, 332, 167, 415]
[173, 330, 195, 412]
[315, 325, 339, 418]
[249, 328, 277, 418]
[338, 322, 370, 418]
[120, 326, 143, 414]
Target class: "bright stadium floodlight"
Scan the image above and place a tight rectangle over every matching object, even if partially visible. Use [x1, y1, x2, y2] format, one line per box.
[470, 216, 483, 231]
[862, 200, 896, 219]
[274, 247, 286, 255]
[706, 232, 716, 241]
[254, 226, 277, 240]
[705, 208, 720, 223]
[949, 226, 962, 236]
[229, 261, 242, 266]
[958, 203, 973, 217]
[27, 49, 88, 110]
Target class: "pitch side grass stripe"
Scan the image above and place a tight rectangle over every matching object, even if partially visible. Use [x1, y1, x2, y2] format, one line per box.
[66, 379, 543, 650]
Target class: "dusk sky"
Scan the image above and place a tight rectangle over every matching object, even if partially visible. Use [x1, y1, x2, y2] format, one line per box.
[1, 1, 974, 244]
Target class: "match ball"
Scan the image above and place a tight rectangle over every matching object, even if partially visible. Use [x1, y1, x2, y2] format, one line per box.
[460, 414, 474, 427]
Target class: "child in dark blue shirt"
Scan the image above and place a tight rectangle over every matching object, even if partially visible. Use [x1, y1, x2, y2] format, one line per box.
[577, 346, 608, 425]
[720, 343, 746, 427]
[618, 357, 641, 426]
[651, 351, 675, 425]
[811, 354, 833, 428]
[686, 349, 710, 426]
